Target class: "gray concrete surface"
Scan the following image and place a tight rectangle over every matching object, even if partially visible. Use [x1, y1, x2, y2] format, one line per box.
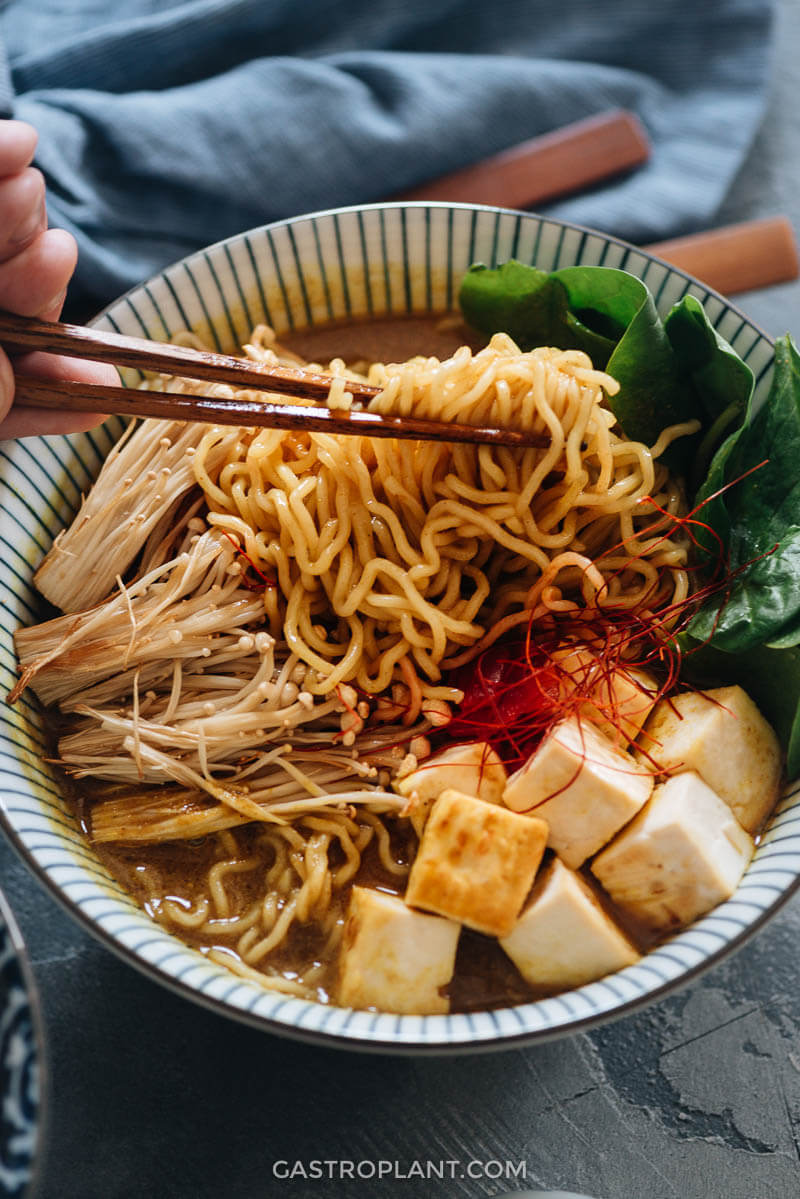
[3, 2, 800, 1197]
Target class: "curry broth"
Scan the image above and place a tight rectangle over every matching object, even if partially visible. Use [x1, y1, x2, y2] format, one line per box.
[94, 819, 547, 1011]
[281, 312, 481, 367]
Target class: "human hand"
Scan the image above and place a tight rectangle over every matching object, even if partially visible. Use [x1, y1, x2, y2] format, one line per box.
[0, 119, 117, 439]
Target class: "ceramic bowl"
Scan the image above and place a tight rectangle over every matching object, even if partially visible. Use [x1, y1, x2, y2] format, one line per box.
[2, 202, 799, 1052]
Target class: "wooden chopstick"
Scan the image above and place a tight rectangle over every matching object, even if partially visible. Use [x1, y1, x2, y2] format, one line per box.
[392, 109, 651, 208]
[1, 314, 548, 448]
[389, 98, 796, 295]
[11, 372, 549, 447]
[645, 216, 799, 296]
[0, 311, 383, 405]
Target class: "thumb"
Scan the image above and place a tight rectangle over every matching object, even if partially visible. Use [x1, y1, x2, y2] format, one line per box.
[0, 343, 14, 427]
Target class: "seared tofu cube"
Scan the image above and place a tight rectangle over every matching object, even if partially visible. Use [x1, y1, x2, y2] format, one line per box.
[502, 716, 653, 868]
[591, 771, 754, 934]
[337, 886, 460, 1014]
[500, 857, 639, 989]
[641, 685, 781, 834]
[405, 789, 547, 937]
[394, 741, 507, 831]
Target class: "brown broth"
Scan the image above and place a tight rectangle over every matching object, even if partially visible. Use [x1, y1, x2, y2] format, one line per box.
[281, 312, 482, 367]
[93, 817, 548, 1011]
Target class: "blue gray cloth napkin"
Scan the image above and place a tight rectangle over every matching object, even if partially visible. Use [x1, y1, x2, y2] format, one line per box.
[0, 0, 775, 316]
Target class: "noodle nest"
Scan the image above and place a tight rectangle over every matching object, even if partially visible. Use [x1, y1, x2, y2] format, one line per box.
[191, 328, 689, 703]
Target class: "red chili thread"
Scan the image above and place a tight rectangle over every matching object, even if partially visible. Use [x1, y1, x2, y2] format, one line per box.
[592, 457, 771, 605]
[435, 464, 780, 778]
[221, 531, 276, 589]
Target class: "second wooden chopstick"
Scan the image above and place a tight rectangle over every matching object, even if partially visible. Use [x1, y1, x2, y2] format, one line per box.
[1, 310, 555, 446]
[0, 311, 383, 405]
[392, 109, 650, 208]
[646, 215, 799, 296]
[11, 373, 549, 448]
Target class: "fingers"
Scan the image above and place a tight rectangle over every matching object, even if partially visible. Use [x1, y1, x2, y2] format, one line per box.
[0, 120, 113, 439]
[0, 120, 37, 177]
[0, 346, 15, 428]
[0, 227, 77, 317]
[0, 351, 115, 439]
[10, 349, 118, 388]
[0, 404, 109, 439]
[0, 167, 47, 261]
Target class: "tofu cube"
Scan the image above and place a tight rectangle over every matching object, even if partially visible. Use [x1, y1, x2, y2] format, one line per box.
[554, 646, 659, 745]
[337, 886, 460, 1014]
[405, 789, 547, 937]
[591, 771, 755, 934]
[590, 664, 660, 745]
[500, 857, 640, 990]
[642, 685, 781, 833]
[502, 716, 653, 868]
[394, 741, 507, 831]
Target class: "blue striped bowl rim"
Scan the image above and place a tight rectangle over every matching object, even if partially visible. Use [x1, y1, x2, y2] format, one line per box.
[0, 203, 796, 1053]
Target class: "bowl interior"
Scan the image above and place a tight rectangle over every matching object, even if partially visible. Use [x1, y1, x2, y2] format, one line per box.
[2, 203, 799, 1052]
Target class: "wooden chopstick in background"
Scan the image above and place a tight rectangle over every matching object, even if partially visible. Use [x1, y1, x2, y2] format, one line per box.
[3, 106, 798, 435]
[646, 216, 799, 296]
[393, 109, 651, 209]
[394, 108, 799, 295]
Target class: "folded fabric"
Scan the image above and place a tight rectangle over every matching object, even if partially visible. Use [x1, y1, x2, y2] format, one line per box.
[0, 0, 775, 317]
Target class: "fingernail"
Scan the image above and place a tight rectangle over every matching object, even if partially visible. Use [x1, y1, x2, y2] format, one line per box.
[10, 197, 45, 247]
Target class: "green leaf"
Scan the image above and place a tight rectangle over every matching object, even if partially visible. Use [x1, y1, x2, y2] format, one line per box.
[554, 267, 696, 470]
[665, 295, 753, 426]
[460, 261, 699, 469]
[664, 295, 754, 489]
[688, 335, 800, 650]
[458, 261, 616, 363]
[766, 607, 800, 649]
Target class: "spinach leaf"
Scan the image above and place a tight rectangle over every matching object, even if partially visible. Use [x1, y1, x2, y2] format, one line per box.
[553, 267, 695, 469]
[665, 296, 753, 424]
[458, 261, 750, 475]
[687, 335, 800, 651]
[766, 609, 800, 649]
[458, 261, 616, 363]
[664, 295, 754, 488]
